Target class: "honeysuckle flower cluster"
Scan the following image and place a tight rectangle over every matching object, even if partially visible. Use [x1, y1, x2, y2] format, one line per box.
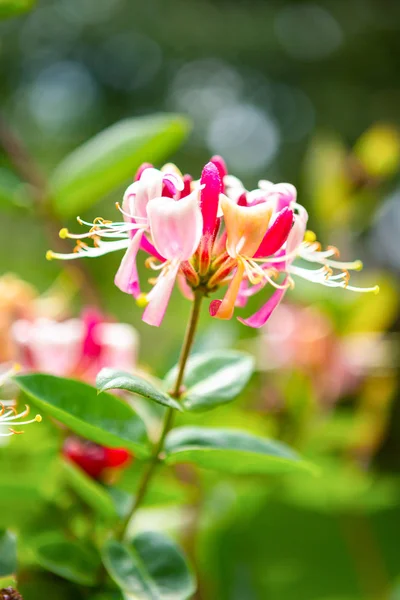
[47, 156, 378, 328]
[0, 366, 41, 437]
[12, 308, 138, 381]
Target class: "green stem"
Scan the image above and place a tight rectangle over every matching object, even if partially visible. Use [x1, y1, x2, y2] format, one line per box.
[118, 290, 204, 540]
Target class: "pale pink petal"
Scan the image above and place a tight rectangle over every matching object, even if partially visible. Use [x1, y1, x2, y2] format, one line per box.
[13, 318, 85, 376]
[274, 183, 297, 212]
[238, 281, 288, 328]
[140, 235, 165, 261]
[94, 322, 139, 372]
[134, 162, 153, 181]
[286, 206, 308, 257]
[147, 189, 203, 261]
[142, 262, 180, 327]
[177, 273, 194, 300]
[122, 168, 165, 221]
[114, 229, 144, 297]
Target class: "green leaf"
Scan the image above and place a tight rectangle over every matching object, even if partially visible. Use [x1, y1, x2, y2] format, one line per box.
[102, 531, 196, 600]
[33, 533, 101, 586]
[165, 351, 255, 411]
[165, 427, 314, 475]
[50, 114, 191, 217]
[97, 369, 182, 412]
[62, 459, 118, 520]
[0, 0, 35, 19]
[0, 531, 16, 577]
[14, 374, 150, 458]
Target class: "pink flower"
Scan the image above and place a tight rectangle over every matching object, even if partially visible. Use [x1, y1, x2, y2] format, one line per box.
[48, 159, 378, 328]
[11, 310, 138, 382]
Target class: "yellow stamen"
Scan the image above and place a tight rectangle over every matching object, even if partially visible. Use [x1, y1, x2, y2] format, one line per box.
[354, 260, 363, 271]
[35, 415, 42, 422]
[136, 293, 149, 308]
[46, 250, 54, 261]
[59, 228, 69, 239]
[304, 230, 317, 243]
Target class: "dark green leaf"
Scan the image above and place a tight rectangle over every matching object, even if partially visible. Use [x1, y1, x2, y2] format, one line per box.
[165, 427, 314, 475]
[0, 531, 16, 577]
[50, 114, 191, 217]
[14, 374, 150, 457]
[165, 351, 255, 411]
[33, 533, 101, 586]
[102, 531, 196, 599]
[97, 369, 182, 412]
[0, 0, 35, 19]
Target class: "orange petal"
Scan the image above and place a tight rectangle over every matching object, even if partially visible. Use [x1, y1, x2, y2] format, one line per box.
[220, 194, 273, 258]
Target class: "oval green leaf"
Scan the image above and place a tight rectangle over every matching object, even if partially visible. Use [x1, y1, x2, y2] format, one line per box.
[0, 531, 16, 577]
[102, 531, 196, 600]
[33, 534, 100, 586]
[165, 427, 314, 475]
[165, 351, 255, 411]
[14, 374, 150, 458]
[50, 114, 191, 217]
[97, 369, 182, 412]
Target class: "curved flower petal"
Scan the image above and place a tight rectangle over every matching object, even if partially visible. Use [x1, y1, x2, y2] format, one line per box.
[142, 261, 180, 327]
[200, 162, 221, 235]
[122, 168, 165, 221]
[140, 235, 165, 261]
[209, 261, 245, 320]
[210, 155, 228, 192]
[258, 182, 297, 212]
[114, 229, 144, 297]
[254, 207, 294, 258]
[238, 279, 288, 328]
[286, 206, 308, 256]
[220, 194, 273, 258]
[147, 189, 203, 261]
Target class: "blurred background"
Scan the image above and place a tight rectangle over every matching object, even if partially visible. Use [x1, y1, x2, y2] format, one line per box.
[1, 1, 400, 599]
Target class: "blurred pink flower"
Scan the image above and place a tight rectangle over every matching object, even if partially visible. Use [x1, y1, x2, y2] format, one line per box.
[11, 308, 138, 383]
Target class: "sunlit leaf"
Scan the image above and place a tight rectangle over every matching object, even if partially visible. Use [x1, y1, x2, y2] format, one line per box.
[50, 114, 191, 217]
[165, 427, 314, 475]
[97, 369, 182, 412]
[165, 351, 255, 412]
[14, 374, 150, 457]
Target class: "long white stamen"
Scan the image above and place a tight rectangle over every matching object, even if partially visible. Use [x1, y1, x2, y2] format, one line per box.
[47, 239, 130, 261]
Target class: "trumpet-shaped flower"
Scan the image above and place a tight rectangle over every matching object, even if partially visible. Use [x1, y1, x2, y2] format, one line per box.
[48, 158, 378, 328]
